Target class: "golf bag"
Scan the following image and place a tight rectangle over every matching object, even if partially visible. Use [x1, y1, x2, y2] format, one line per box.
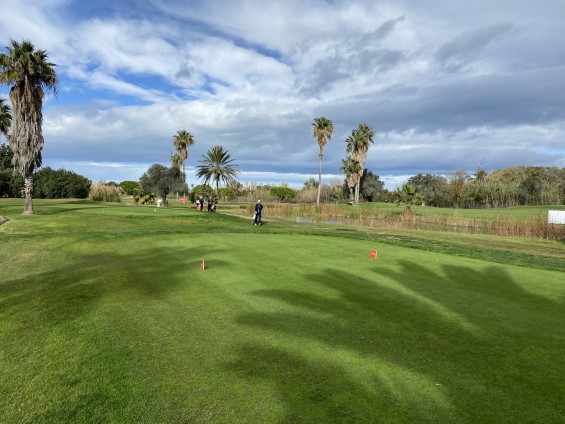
[253, 211, 262, 225]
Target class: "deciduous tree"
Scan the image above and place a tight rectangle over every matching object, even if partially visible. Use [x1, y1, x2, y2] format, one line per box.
[140, 164, 183, 201]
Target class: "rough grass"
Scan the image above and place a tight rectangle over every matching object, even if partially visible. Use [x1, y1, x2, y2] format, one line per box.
[246, 202, 565, 239]
[1, 198, 564, 423]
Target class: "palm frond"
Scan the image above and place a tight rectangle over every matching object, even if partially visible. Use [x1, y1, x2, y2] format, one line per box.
[172, 130, 195, 161]
[0, 98, 11, 137]
[312, 117, 334, 151]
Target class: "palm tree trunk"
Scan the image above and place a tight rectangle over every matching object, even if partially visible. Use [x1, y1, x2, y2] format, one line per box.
[316, 153, 323, 205]
[23, 175, 34, 215]
[182, 163, 186, 192]
[355, 175, 361, 204]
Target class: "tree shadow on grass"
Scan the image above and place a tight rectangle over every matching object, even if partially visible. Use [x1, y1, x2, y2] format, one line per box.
[28, 199, 109, 215]
[0, 242, 233, 421]
[227, 261, 565, 423]
[0, 244, 231, 325]
[227, 343, 448, 423]
[374, 260, 564, 314]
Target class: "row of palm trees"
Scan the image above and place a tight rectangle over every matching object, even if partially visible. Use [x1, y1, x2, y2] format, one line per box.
[0, 37, 375, 213]
[171, 129, 239, 198]
[312, 117, 375, 205]
[173, 117, 375, 205]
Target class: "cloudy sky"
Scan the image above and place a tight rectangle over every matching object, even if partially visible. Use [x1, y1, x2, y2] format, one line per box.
[1, 0, 564, 189]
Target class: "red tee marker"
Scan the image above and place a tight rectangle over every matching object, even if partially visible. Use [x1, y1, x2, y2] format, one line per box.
[200, 259, 205, 270]
[370, 250, 378, 259]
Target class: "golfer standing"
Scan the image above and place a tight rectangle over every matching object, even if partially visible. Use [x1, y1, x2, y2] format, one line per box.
[253, 199, 263, 225]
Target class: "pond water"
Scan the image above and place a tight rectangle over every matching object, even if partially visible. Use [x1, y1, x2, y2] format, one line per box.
[295, 217, 342, 225]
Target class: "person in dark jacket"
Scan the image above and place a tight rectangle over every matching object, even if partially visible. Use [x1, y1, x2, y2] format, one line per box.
[253, 199, 263, 225]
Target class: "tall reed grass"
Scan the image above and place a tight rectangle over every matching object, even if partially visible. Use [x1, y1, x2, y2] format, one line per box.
[89, 181, 122, 202]
[252, 203, 565, 239]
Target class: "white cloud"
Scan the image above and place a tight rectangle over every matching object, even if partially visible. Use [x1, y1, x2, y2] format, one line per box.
[75, 19, 177, 75]
[181, 37, 295, 98]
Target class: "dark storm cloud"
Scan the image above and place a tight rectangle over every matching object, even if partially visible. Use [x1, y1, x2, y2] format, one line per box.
[436, 22, 515, 68]
[297, 16, 407, 97]
[369, 137, 564, 177]
[360, 16, 406, 46]
[322, 66, 565, 133]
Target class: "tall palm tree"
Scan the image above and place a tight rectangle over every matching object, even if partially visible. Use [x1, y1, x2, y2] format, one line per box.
[195, 145, 239, 197]
[340, 155, 361, 203]
[345, 130, 363, 204]
[0, 98, 11, 140]
[346, 123, 375, 204]
[312, 117, 334, 204]
[172, 130, 195, 184]
[0, 39, 57, 214]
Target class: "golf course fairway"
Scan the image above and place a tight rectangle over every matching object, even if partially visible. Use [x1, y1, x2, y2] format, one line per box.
[1, 199, 564, 423]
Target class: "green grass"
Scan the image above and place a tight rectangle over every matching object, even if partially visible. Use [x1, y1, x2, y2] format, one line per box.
[1, 199, 564, 423]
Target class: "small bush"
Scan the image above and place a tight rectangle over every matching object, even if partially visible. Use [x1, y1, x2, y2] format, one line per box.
[89, 181, 122, 202]
[133, 189, 155, 205]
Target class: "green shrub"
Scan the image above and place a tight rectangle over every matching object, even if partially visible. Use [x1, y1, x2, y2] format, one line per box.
[34, 167, 91, 199]
[119, 180, 140, 195]
[218, 187, 235, 200]
[0, 168, 23, 197]
[133, 189, 155, 205]
[270, 186, 297, 202]
[190, 184, 213, 203]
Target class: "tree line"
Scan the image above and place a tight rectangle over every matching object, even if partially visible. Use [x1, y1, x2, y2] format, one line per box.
[3, 137, 564, 208]
[395, 167, 565, 208]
